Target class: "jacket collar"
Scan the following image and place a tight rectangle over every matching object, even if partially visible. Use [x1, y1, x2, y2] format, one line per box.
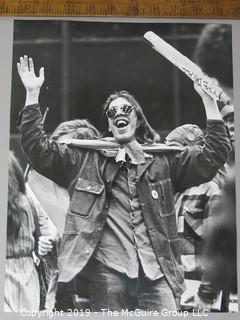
[137, 157, 154, 179]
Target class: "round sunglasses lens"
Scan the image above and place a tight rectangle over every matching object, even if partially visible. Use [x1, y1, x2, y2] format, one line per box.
[106, 108, 116, 118]
[122, 105, 133, 114]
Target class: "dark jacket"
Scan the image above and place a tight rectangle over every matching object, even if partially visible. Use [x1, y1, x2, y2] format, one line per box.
[19, 104, 230, 298]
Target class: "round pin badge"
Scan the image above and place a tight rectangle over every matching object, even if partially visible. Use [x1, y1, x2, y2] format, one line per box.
[151, 190, 158, 199]
[187, 133, 195, 141]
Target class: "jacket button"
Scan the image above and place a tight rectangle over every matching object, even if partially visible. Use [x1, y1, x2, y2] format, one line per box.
[105, 204, 109, 209]
[86, 250, 90, 254]
[106, 178, 110, 183]
[98, 227, 102, 231]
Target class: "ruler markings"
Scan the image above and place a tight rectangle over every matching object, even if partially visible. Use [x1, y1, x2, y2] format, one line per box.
[0, 0, 239, 18]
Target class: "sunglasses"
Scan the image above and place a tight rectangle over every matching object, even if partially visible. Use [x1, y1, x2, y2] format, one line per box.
[106, 105, 134, 119]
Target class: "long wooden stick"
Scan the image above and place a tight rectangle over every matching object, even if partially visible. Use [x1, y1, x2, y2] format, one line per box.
[62, 139, 184, 152]
[144, 31, 231, 105]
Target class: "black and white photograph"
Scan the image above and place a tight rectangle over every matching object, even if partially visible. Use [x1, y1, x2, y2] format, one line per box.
[4, 19, 238, 315]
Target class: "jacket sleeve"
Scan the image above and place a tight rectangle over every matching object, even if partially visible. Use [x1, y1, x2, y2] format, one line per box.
[18, 104, 89, 188]
[169, 120, 231, 192]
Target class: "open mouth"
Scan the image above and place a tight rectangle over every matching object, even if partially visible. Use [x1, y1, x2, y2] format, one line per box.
[114, 118, 129, 128]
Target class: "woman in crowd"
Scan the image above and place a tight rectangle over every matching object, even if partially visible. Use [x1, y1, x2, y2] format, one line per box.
[5, 151, 58, 312]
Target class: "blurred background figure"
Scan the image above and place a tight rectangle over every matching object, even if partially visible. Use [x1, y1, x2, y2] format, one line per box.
[178, 23, 236, 311]
[165, 124, 222, 310]
[5, 152, 58, 312]
[194, 24, 233, 99]
[220, 104, 234, 166]
[194, 23, 235, 168]
[200, 168, 237, 311]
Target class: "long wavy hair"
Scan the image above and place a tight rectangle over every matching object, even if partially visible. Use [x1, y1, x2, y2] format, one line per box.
[7, 151, 26, 239]
[102, 90, 160, 144]
[50, 119, 100, 140]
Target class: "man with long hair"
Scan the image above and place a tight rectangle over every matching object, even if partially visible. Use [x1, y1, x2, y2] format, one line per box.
[17, 55, 230, 311]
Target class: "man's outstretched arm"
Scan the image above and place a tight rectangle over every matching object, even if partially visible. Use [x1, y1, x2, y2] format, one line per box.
[17, 56, 87, 188]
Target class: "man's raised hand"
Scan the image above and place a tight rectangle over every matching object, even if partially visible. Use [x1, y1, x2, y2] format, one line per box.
[17, 55, 44, 93]
[17, 55, 44, 106]
[193, 79, 222, 120]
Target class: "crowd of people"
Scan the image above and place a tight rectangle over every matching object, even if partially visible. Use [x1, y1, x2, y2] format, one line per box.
[5, 24, 237, 313]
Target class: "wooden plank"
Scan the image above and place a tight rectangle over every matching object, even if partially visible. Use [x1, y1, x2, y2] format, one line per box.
[0, 0, 239, 19]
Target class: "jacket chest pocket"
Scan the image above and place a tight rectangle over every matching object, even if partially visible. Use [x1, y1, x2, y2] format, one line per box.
[69, 178, 104, 217]
[149, 179, 175, 217]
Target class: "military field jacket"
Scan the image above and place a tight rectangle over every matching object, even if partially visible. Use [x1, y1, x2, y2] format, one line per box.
[19, 104, 230, 297]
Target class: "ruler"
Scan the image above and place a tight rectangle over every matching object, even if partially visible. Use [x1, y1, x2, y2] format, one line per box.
[0, 0, 240, 18]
